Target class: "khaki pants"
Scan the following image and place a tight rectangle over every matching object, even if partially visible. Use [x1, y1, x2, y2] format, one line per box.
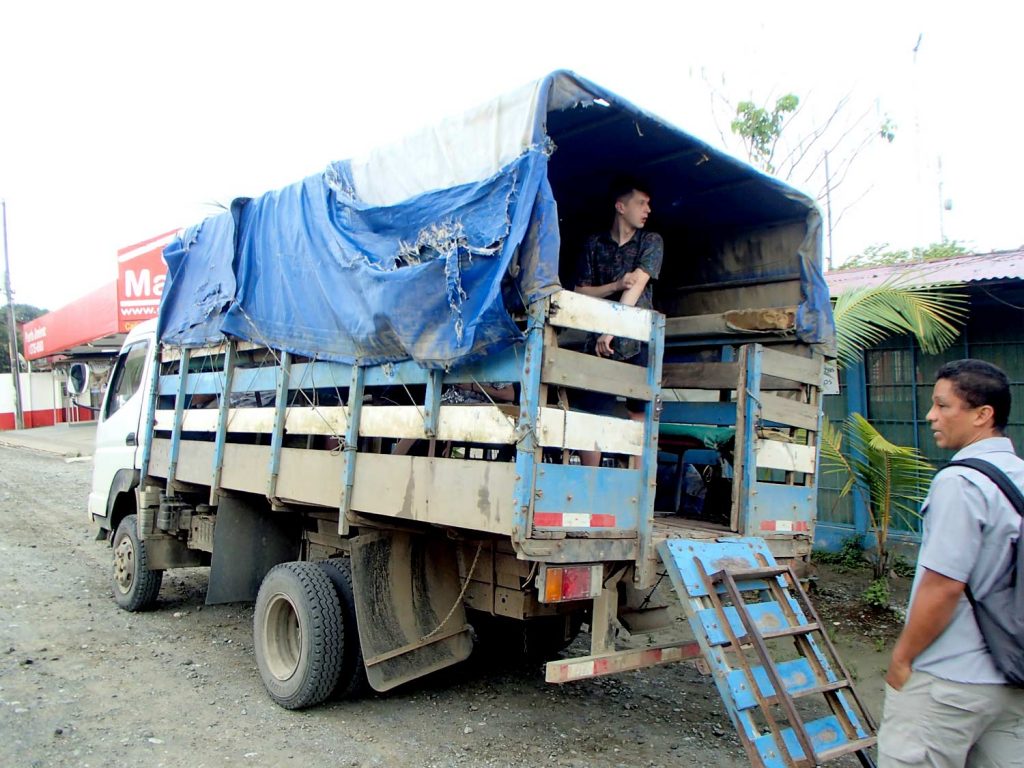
[878, 671, 1024, 767]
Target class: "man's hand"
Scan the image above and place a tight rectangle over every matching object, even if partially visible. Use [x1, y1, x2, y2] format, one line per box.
[596, 334, 615, 357]
[883, 567, 966, 692]
[885, 657, 912, 690]
[617, 272, 638, 291]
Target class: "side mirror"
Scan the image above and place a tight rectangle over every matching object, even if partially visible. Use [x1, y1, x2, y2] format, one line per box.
[68, 362, 90, 395]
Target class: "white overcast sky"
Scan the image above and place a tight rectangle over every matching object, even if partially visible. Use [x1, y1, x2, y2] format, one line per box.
[1, 0, 1019, 310]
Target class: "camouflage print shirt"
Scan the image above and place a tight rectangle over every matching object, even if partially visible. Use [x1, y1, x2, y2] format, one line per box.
[575, 229, 664, 361]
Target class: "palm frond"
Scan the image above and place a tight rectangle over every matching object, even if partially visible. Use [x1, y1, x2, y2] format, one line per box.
[833, 280, 968, 369]
[842, 414, 934, 524]
[818, 417, 858, 498]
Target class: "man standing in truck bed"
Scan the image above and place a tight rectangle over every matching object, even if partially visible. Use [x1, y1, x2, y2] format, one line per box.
[573, 178, 663, 467]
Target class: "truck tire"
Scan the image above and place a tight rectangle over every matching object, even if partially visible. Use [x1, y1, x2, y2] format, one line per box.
[254, 562, 343, 710]
[318, 558, 368, 699]
[112, 514, 164, 611]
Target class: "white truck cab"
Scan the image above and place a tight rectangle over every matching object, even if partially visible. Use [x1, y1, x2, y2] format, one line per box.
[87, 319, 157, 533]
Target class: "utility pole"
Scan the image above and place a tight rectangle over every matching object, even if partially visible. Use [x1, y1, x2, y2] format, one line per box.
[2, 199, 25, 430]
[823, 150, 834, 272]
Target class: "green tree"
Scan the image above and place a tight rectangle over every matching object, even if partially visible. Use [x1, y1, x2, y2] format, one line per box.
[1, 304, 47, 373]
[840, 240, 970, 270]
[730, 94, 799, 173]
[711, 81, 896, 268]
[821, 281, 967, 586]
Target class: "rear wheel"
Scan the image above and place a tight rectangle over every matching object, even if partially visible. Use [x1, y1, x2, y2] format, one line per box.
[318, 558, 368, 698]
[254, 562, 343, 710]
[111, 514, 163, 611]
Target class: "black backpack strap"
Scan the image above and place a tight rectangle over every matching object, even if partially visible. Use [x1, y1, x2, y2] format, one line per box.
[941, 458, 1024, 606]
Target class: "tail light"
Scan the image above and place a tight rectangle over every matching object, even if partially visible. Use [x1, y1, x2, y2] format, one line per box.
[539, 564, 604, 603]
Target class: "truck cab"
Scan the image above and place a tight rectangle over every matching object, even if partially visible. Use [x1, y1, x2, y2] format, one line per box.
[87, 319, 156, 535]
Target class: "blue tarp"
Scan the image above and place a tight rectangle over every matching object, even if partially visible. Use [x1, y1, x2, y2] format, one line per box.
[158, 71, 834, 367]
[160, 148, 558, 367]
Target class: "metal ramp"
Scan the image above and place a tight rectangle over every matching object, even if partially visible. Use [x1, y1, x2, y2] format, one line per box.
[658, 537, 877, 768]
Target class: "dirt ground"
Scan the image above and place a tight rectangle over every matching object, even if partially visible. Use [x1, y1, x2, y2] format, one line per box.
[0, 445, 908, 768]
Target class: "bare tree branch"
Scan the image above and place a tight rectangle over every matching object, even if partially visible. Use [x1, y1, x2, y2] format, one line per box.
[776, 93, 852, 180]
[832, 185, 875, 231]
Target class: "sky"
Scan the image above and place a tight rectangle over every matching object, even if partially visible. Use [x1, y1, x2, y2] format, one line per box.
[1, 0, 1019, 311]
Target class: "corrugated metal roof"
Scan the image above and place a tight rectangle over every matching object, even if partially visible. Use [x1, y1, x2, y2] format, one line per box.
[825, 248, 1024, 296]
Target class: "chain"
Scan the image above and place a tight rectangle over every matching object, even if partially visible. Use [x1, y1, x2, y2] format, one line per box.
[420, 541, 483, 642]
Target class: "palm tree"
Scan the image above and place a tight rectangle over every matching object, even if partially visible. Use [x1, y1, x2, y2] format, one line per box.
[832, 281, 966, 370]
[820, 279, 967, 581]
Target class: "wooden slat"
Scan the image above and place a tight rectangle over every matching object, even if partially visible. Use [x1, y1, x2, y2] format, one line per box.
[755, 439, 816, 474]
[548, 289, 653, 342]
[157, 407, 349, 435]
[759, 347, 823, 386]
[543, 409, 644, 456]
[664, 307, 797, 339]
[542, 346, 653, 400]
[349, 453, 516, 534]
[161, 340, 261, 362]
[359, 404, 518, 443]
[664, 313, 733, 338]
[760, 394, 819, 431]
[662, 362, 801, 391]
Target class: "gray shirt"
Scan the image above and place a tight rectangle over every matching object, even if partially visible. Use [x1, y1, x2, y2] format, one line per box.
[911, 436, 1024, 684]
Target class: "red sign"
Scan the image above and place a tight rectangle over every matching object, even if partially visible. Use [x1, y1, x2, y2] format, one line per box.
[117, 230, 176, 332]
[21, 282, 119, 360]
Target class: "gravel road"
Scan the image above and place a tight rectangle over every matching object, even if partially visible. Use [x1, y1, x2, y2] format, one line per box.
[0, 445, 755, 768]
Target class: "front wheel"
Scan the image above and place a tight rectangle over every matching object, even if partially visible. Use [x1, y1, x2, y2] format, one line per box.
[112, 514, 163, 611]
[254, 562, 344, 710]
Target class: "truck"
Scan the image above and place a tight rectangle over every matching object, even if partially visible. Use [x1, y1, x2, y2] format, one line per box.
[88, 72, 876, 767]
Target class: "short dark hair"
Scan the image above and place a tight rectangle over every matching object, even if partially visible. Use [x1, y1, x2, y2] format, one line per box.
[935, 359, 1011, 430]
[609, 176, 649, 206]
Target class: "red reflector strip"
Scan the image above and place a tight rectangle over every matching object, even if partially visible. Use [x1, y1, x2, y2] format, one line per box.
[760, 520, 809, 532]
[545, 642, 704, 683]
[534, 512, 617, 528]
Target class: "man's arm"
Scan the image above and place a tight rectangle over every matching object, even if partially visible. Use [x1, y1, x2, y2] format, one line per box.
[595, 269, 652, 357]
[576, 273, 636, 299]
[885, 567, 966, 689]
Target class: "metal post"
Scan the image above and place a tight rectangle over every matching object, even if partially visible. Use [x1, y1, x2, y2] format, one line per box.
[2, 199, 25, 429]
[824, 151, 834, 272]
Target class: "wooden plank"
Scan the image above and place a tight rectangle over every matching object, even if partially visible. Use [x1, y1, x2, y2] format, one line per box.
[536, 408, 643, 455]
[759, 347, 823, 386]
[664, 307, 797, 339]
[359, 405, 518, 443]
[755, 439, 816, 474]
[285, 406, 348, 436]
[546, 641, 703, 683]
[161, 340, 261, 362]
[759, 393, 820, 431]
[662, 362, 801, 391]
[349, 453, 516, 535]
[547, 289, 653, 342]
[664, 313, 732, 338]
[160, 407, 345, 435]
[562, 410, 643, 455]
[542, 346, 653, 400]
[662, 362, 739, 390]
[153, 437, 520, 536]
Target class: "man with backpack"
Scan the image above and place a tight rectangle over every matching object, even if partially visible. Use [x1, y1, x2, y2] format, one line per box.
[879, 359, 1024, 767]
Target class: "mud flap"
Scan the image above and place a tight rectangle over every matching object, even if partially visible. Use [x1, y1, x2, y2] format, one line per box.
[350, 530, 472, 692]
[206, 496, 301, 605]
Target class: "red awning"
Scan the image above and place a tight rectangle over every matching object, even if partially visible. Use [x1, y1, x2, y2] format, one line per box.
[21, 282, 120, 361]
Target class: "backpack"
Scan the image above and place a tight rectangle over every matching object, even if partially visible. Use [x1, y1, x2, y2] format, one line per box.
[941, 458, 1024, 686]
